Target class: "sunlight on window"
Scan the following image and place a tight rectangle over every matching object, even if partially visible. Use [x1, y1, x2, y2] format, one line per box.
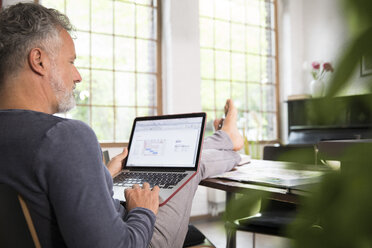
[42, 0, 160, 142]
[200, 0, 278, 141]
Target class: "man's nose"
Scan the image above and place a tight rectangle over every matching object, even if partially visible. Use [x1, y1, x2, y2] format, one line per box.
[74, 66, 82, 83]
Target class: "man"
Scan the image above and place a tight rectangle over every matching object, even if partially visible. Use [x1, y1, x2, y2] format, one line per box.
[0, 3, 243, 247]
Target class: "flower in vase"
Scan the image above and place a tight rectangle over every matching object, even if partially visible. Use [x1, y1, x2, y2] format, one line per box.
[311, 61, 334, 81]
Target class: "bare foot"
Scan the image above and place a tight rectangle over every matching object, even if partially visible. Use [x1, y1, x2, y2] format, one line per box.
[220, 99, 244, 151]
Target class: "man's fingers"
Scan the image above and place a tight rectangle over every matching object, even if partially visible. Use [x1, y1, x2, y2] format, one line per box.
[142, 182, 150, 190]
[132, 184, 140, 189]
[114, 147, 128, 161]
[152, 185, 160, 193]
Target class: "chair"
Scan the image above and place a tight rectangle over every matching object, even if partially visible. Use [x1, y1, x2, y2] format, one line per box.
[262, 144, 317, 165]
[0, 184, 41, 248]
[183, 224, 215, 248]
[225, 144, 316, 248]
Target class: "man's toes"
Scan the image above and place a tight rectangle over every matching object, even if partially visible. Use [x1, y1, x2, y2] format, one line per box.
[224, 99, 230, 115]
[214, 118, 223, 130]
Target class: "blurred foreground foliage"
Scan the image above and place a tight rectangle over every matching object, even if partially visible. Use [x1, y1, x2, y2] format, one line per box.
[226, 0, 372, 247]
[291, 0, 372, 247]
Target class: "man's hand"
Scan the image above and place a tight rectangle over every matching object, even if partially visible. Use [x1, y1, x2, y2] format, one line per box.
[125, 183, 160, 215]
[107, 148, 128, 177]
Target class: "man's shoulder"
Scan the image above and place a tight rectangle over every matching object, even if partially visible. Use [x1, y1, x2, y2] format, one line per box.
[44, 116, 95, 142]
[0, 109, 94, 142]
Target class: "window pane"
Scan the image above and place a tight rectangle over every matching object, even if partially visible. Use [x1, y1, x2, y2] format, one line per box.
[41, 0, 64, 12]
[231, 82, 246, 111]
[262, 85, 276, 112]
[200, 0, 214, 17]
[200, 0, 278, 141]
[231, 24, 246, 51]
[260, 29, 276, 57]
[216, 81, 231, 110]
[261, 1, 274, 28]
[201, 49, 214, 79]
[116, 107, 136, 141]
[246, 0, 261, 26]
[67, 106, 90, 125]
[137, 74, 156, 107]
[92, 0, 113, 34]
[43, 0, 160, 142]
[204, 110, 216, 137]
[246, 111, 264, 140]
[261, 29, 275, 56]
[247, 83, 261, 111]
[136, 5, 156, 39]
[115, 1, 135, 37]
[135, 0, 156, 6]
[247, 55, 261, 82]
[75, 31, 90, 68]
[200, 18, 214, 48]
[231, 52, 246, 81]
[215, 51, 230, 80]
[137, 107, 157, 116]
[231, 0, 246, 23]
[215, 0, 230, 20]
[91, 70, 113, 105]
[92, 34, 113, 69]
[262, 112, 277, 140]
[92, 107, 114, 141]
[115, 72, 135, 107]
[246, 26, 260, 53]
[214, 20, 230, 50]
[201, 80, 215, 110]
[66, 0, 90, 31]
[137, 40, 156, 73]
[115, 37, 135, 71]
[75, 69, 90, 105]
[262, 57, 276, 83]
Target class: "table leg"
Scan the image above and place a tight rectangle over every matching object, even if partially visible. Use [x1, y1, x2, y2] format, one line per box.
[225, 192, 236, 248]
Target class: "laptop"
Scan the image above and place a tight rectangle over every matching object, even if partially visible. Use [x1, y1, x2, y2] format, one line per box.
[113, 112, 206, 206]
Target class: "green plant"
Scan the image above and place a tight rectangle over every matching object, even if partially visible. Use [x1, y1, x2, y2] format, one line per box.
[289, 0, 372, 247]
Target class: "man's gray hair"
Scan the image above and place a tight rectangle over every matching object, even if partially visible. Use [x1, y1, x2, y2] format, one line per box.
[0, 2, 73, 83]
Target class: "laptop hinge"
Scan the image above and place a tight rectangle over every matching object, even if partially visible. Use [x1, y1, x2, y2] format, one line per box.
[127, 168, 188, 172]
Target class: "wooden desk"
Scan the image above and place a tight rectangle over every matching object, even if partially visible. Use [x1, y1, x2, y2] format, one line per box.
[199, 159, 330, 247]
[201, 159, 329, 203]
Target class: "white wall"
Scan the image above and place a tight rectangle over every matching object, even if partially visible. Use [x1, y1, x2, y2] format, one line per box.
[277, 0, 371, 142]
[162, 0, 202, 114]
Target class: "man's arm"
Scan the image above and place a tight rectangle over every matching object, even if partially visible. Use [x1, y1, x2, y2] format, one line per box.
[35, 120, 157, 248]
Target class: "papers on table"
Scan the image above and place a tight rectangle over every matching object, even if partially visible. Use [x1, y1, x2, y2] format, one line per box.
[214, 159, 325, 188]
[238, 154, 251, 166]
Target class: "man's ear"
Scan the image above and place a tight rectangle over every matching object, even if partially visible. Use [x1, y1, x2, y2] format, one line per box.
[28, 48, 49, 76]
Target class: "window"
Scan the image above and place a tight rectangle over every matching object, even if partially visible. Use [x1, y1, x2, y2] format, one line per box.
[41, 0, 162, 143]
[200, 0, 278, 141]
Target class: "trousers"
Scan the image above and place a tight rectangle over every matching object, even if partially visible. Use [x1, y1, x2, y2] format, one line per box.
[149, 130, 241, 248]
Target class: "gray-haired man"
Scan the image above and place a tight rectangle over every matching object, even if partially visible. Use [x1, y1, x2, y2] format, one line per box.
[0, 3, 243, 247]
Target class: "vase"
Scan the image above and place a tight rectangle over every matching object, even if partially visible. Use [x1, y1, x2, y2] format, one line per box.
[310, 79, 324, 97]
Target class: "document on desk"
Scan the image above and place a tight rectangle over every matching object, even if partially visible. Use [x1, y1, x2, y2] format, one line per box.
[213, 160, 325, 188]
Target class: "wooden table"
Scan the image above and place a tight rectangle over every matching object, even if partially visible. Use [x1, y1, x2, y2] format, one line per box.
[199, 159, 331, 247]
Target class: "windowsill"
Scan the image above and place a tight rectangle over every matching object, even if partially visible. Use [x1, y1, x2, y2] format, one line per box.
[100, 143, 128, 148]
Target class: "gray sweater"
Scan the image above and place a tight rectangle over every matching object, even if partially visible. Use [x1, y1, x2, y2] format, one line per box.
[0, 109, 156, 247]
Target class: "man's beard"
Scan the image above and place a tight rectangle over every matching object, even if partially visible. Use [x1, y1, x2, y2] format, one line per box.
[50, 66, 76, 113]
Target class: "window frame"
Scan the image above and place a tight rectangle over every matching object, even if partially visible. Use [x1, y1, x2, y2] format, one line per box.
[37, 0, 163, 146]
[200, 0, 281, 142]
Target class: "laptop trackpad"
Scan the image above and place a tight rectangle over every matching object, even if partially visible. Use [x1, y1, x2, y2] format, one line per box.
[113, 186, 166, 206]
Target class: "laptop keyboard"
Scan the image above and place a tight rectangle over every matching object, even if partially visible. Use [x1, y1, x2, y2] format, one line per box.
[113, 172, 188, 189]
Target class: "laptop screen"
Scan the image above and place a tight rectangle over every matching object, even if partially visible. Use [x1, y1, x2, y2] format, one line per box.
[125, 114, 205, 169]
